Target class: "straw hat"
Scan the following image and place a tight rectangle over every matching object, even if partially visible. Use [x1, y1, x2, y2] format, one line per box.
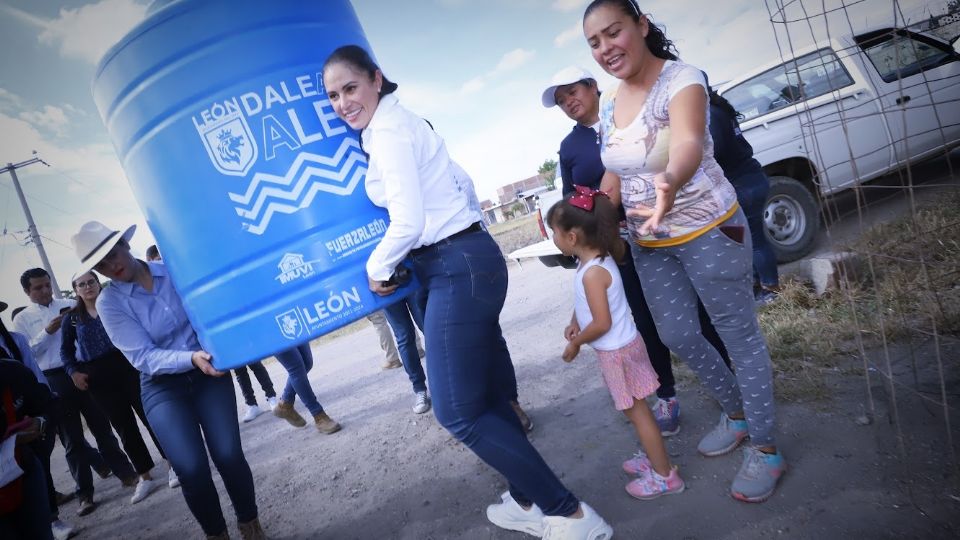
[71, 221, 136, 276]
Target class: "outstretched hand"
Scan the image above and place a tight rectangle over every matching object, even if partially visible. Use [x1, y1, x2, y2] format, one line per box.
[624, 172, 678, 236]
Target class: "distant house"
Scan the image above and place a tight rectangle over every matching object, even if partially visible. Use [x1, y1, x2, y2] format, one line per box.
[496, 174, 547, 206]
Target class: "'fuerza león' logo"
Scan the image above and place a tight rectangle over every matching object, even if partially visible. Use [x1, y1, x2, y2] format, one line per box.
[192, 72, 367, 235]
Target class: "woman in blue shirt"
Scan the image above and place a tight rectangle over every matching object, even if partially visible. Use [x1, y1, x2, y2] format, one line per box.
[70, 221, 265, 540]
[61, 271, 173, 503]
[707, 87, 780, 304]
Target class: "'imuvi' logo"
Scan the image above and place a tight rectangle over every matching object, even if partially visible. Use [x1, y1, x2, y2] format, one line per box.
[275, 309, 305, 340]
[275, 253, 317, 285]
[197, 111, 257, 177]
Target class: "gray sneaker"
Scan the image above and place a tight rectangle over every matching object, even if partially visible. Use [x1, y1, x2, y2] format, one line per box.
[731, 447, 786, 503]
[413, 391, 431, 414]
[697, 412, 749, 456]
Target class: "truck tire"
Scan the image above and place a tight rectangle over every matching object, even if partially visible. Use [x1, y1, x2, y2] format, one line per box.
[538, 255, 578, 269]
[538, 255, 561, 267]
[764, 175, 820, 263]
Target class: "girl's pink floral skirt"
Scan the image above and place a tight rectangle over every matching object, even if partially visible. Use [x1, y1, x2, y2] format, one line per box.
[595, 334, 660, 410]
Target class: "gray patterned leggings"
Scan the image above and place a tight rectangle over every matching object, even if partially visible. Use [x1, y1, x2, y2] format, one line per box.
[631, 209, 776, 447]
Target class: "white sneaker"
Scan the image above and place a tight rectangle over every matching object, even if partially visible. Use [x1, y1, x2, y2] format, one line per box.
[130, 478, 158, 504]
[266, 396, 279, 411]
[242, 404, 263, 423]
[168, 466, 180, 489]
[412, 391, 431, 414]
[51, 519, 75, 540]
[541, 502, 613, 540]
[485, 491, 544, 537]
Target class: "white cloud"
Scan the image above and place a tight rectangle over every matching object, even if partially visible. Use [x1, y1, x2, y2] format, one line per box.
[394, 83, 460, 120]
[0, 88, 24, 113]
[554, 20, 583, 47]
[459, 77, 487, 95]
[552, 0, 587, 12]
[0, 111, 151, 308]
[19, 106, 71, 138]
[495, 48, 536, 71]
[459, 48, 537, 94]
[37, 0, 148, 65]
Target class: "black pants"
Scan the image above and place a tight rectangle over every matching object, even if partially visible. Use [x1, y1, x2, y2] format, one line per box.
[232, 362, 276, 407]
[617, 239, 731, 398]
[29, 414, 60, 520]
[0, 448, 53, 540]
[43, 368, 135, 497]
[82, 350, 165, 474]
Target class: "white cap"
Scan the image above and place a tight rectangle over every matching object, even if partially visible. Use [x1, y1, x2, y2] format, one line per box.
[541, 66, 596, 108]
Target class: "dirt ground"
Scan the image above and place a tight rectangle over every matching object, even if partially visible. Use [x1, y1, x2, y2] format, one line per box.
[48, 259, 960, 539]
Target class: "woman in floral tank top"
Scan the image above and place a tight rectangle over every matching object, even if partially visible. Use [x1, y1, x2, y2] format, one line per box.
[583, 0, 786, 503]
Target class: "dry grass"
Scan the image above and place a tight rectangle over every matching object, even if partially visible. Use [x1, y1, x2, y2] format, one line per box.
[758, 192, 960, 400]
[488, 214, 544, 254]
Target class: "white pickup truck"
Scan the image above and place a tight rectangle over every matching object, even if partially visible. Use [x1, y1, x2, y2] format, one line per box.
[721, 25, 960, 261]
[506, 188, 577, 269]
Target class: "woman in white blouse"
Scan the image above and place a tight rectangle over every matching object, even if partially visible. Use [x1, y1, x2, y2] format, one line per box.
[323, 46, 612, 539]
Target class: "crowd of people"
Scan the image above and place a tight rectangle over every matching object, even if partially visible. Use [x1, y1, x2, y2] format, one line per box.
[1, 1, 788, 539]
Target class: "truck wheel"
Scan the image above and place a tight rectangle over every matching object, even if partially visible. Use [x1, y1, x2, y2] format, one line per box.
[538, 255, 578, 269]
[764, 175, 820, 263]
[538, 255, 561, 267]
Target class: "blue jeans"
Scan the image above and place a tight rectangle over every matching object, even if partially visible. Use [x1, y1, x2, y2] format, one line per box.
[383, 294, 427, 393]
[141, 370, 257, 536]
[731, 168, 779, 288]
[275, 343, 324, 416]
[412, 288, 520, 403]
[409, 229, 579, 516]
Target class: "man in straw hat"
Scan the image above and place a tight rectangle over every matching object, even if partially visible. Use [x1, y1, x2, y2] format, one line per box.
[71, 221, 266, 540]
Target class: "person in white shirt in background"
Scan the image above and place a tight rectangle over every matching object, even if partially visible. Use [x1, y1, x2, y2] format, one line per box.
[13, 268, 143, 529]
[323, 45, 611, 539]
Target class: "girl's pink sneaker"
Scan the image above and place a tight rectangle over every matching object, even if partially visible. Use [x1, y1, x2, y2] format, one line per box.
[626, 466, 685, 500]
[622, 450, 652, 476]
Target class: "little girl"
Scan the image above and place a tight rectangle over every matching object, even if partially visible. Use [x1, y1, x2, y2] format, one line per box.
[547, 186, 684, 500]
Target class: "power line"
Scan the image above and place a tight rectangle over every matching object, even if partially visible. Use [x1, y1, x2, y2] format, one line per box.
[45, 163, 111, 196]
[38, 234, 72, 251]
[1, 156, 64, 298]
[0, 175, 86, 218]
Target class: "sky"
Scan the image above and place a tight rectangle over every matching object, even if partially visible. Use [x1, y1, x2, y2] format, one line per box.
[0, 0, 947, 321]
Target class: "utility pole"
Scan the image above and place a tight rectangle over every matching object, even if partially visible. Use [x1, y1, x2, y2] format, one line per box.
[1, 156, 62, 298]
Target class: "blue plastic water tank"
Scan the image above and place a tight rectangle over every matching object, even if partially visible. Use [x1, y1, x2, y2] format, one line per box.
[92, 0, 419, 369]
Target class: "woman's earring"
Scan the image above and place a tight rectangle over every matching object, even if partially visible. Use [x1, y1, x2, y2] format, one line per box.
[377, 86, 382, 93]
